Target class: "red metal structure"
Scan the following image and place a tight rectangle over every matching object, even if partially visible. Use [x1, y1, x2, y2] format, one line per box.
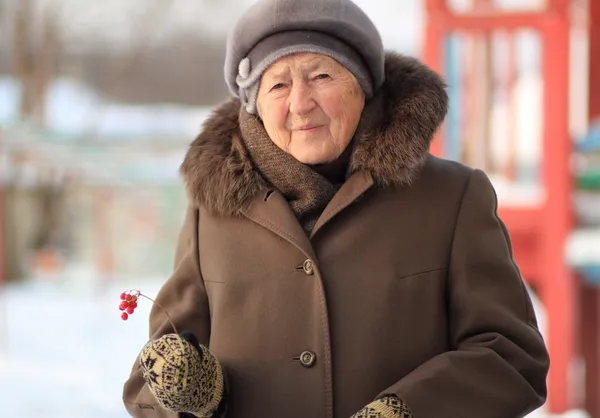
[424, 0, 598, 415]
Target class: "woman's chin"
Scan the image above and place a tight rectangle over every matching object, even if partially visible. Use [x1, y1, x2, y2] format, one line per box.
[288, 141, 338, 164]
[291, 151, 331, 165]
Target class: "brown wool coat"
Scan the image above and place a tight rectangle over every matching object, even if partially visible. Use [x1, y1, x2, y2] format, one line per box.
[123, 53, 550, 418]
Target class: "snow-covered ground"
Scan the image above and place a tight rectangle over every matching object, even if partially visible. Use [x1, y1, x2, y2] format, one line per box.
[0, 278, 159, 418]
[0, 277, 589, 418]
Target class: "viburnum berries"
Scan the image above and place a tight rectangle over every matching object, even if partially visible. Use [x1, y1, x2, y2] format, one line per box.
[118, 289, 179, 334]
[119, 290, 140, 320]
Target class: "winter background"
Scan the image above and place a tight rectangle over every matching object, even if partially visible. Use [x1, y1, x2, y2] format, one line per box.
[0, 0, 598, 417]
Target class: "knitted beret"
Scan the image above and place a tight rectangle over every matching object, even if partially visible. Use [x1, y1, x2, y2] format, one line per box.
[224, 0, 385, 114]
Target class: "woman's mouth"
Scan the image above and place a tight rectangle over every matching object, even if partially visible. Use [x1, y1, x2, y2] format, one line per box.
[296, 125, 323, 132]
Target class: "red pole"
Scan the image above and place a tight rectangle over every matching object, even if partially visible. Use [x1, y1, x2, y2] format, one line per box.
[590, 0, 600, 121]
[423, 0, 447, 157]
[540, 7, 577, 413]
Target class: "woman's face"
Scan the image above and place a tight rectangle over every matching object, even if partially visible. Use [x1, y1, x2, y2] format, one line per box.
[256, 52, 365, 165]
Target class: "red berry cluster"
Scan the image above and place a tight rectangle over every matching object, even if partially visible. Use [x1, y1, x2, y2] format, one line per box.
[116, 289, 178, 334]
[119, 291, 139, 320]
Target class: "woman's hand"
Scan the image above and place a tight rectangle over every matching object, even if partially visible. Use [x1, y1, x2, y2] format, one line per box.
[350, 396, 413, 418]
[140, 332, 225, 418]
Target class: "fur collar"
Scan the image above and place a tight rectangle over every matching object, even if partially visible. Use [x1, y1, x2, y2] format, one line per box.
[180, 51, 448, 216]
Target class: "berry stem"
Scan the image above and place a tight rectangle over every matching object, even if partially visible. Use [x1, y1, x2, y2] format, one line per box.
[136, 292, 180, 336]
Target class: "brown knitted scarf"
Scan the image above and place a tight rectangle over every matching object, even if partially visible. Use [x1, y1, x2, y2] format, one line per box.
[239, 110, 352, 234]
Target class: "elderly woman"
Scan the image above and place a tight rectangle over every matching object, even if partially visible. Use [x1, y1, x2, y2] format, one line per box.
[123, 0, 550, 417]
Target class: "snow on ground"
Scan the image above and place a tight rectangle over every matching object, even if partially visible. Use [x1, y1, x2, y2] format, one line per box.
[0, 277, 589, 418]
[0, 277, 161, 418]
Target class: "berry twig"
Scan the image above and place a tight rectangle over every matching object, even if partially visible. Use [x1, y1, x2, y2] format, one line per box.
[118, 290, 180, 336]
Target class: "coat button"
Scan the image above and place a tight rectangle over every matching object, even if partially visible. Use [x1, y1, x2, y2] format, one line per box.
[302, 259, 314, 275]
[300, 350, 316, 368]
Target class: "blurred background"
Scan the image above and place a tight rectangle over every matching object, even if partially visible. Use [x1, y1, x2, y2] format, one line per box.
[0, 0, 599, 417]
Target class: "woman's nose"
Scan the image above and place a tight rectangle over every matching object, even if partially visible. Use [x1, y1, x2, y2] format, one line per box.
[288, 83, 317, 116]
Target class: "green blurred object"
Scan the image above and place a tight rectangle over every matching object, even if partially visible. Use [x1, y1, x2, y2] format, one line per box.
[577, 169, 600, 190]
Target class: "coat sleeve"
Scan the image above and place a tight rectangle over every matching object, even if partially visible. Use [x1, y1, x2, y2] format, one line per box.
[122, 204, 213, 418]
[377, 169, 550, 417]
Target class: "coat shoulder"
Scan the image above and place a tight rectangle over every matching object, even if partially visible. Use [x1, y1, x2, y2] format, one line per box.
[373, 154, 477, 228]
[422, 154, 473, 179]
[415, 154, 475, 196]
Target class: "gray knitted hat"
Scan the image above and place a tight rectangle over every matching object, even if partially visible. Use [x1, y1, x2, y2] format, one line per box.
[225, 0, 385, 114]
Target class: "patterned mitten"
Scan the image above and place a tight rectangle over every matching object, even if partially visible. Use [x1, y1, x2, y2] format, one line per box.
[139, 332, 226, 418]
[350, 396, 413, 418]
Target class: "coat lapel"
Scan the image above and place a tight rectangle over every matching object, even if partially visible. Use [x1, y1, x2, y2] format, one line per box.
[310, 171, 374, 239]
[241, 189, 317, 260]
[241, 172, 374, 252]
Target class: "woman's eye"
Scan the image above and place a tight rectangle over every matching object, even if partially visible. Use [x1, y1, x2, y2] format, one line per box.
[271, 83, 285, 90]
[315, 74, 330, 80]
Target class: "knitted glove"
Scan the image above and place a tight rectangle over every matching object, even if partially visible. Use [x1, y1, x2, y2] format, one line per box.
[139, 332, 226, 418]
[350, 396, 413, 418]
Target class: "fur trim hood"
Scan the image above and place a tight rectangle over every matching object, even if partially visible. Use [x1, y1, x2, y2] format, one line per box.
[180, 51, 448, 216]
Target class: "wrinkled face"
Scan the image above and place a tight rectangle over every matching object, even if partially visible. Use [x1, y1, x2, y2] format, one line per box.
[256, 52, 365, 165]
